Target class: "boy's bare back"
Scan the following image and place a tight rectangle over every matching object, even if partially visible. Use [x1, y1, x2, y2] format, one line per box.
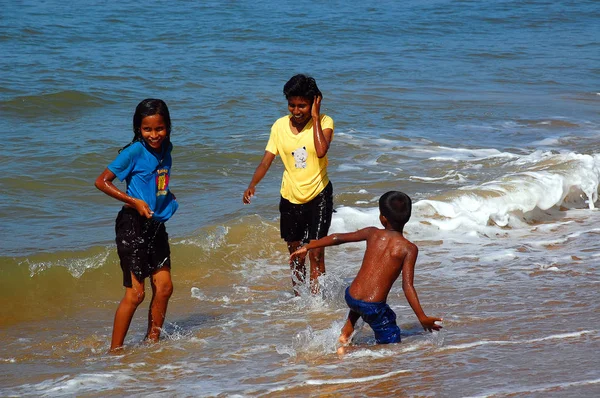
[289, 190, 442, 336]
[348, 227, 417, 303]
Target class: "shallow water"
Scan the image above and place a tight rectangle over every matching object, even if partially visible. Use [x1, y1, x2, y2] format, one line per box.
[1, 0, 600, 396]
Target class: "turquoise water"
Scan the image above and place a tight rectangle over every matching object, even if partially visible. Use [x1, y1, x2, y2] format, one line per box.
[1, 1, 600, 396]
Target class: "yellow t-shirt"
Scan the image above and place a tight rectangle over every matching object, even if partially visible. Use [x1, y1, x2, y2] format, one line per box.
[265, 114, 334, 204]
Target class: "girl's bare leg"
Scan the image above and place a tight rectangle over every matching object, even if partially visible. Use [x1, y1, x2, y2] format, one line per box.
[308, 247, 325, 294]
[339, 310, 360, 344]
[287, 241, 305, 296]
[111, 273, 145, 351]
[145, 266, 173, 343]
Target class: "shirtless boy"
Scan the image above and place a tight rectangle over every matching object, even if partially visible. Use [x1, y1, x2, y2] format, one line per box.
[290, 191, 442, 345]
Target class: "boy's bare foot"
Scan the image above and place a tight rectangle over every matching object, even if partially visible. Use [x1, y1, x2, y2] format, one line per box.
[339, 321, 355, 344]
[338, 334, 351, 345]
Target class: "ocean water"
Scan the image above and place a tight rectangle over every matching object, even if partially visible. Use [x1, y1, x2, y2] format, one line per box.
[1, 0, 600, 396]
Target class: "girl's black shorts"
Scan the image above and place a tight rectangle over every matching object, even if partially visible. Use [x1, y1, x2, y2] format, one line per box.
[115, 206, 171, 287]
[279, 182, 333, 244]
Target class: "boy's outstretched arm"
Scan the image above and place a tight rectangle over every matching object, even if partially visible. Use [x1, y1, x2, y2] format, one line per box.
[401, 244, 443, 332]
[289, 227, 376, 265]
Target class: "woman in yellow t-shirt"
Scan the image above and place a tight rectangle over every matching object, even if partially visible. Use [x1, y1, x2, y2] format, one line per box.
[243, 74, 334, 296]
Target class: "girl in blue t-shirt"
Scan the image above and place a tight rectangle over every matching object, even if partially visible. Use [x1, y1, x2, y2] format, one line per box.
[95, 98, 178, 352]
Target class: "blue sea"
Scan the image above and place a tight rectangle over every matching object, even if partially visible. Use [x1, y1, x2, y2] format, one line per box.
[1, 1, 599, 396]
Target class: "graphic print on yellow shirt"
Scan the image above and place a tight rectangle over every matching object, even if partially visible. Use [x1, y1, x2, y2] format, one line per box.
[265, 114, 334, 204]
[292, 146, 308, 169]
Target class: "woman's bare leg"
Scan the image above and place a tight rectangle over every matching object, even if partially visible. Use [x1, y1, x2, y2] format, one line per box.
[308, 247, 325, 294]
[287, 241, 305, 296]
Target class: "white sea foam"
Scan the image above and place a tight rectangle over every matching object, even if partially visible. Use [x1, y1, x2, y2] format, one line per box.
[531, 137, 560, 146]
[329, 206, 379, 234]
[337, 163, 363, 172]
[21, 250, 111, 278]
[413, 153, 600, 232]
[290, 323, 344, 355]
[440, 330, 595, 352]
[328, 151, 600, 246]
[465, 377, 600, 398]
[420, 146, 518, 162]
[261, 369, 413, 395]
[410, 170, 468, 183]
[305, 369, 411, 385]
[176, 225, 229, 249]
[28, 372, 135, 395]
[190, 287, 207, 300]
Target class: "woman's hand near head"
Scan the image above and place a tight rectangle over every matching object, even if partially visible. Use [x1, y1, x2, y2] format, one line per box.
[311, 95, 322, 119]
[311, 95, 332, 158]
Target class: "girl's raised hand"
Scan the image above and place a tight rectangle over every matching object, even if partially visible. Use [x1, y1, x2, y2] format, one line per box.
[311, 95, 322, 119]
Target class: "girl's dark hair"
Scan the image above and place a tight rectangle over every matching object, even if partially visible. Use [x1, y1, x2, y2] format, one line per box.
[283, 74, 322, 99]
[121, 98, 171, 152]
[379, 191, 412, 232]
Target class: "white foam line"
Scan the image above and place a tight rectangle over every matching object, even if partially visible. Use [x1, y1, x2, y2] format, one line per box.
[263, 369, 412, 394]
[465, 377, 600, 398]
[531, 330, 594, 341]
[306, 369, 411, 385]
[441, 330, 595, 351]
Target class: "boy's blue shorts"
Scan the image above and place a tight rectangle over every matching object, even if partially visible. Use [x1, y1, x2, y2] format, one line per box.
[345, 287, 401, 344]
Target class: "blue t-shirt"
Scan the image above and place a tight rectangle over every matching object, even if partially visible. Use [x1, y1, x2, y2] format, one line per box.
[108, 141, 178, 222]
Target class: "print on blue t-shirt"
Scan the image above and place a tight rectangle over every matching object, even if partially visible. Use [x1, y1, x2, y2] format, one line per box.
[108, 141, 178, 222]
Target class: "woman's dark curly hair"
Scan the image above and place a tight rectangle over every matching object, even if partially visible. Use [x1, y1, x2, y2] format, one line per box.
[283, 74, 322, 99]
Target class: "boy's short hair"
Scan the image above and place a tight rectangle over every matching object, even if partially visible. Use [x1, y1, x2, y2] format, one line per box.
[379, 191, 412, 231]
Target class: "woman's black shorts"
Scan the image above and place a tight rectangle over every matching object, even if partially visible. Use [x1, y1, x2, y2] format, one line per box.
[115, 206, 171, 287]
[279, 182, 333, 243]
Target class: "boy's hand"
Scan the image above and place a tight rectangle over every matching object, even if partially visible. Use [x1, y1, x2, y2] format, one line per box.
[289, 247, 308, 265]
[419, 316, 443, 332]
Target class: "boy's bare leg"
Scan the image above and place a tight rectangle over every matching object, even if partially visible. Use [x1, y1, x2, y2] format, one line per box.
[110, 273, 145, 351]
[145, 266, 173, 343]
[339, 310, 360, 344]
[308, 247, 325, 294]
[287, 241, 305, 296]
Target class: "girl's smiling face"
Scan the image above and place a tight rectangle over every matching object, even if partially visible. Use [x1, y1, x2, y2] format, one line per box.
[287, 96, 312, 126]
[140, 114, 168, 152]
